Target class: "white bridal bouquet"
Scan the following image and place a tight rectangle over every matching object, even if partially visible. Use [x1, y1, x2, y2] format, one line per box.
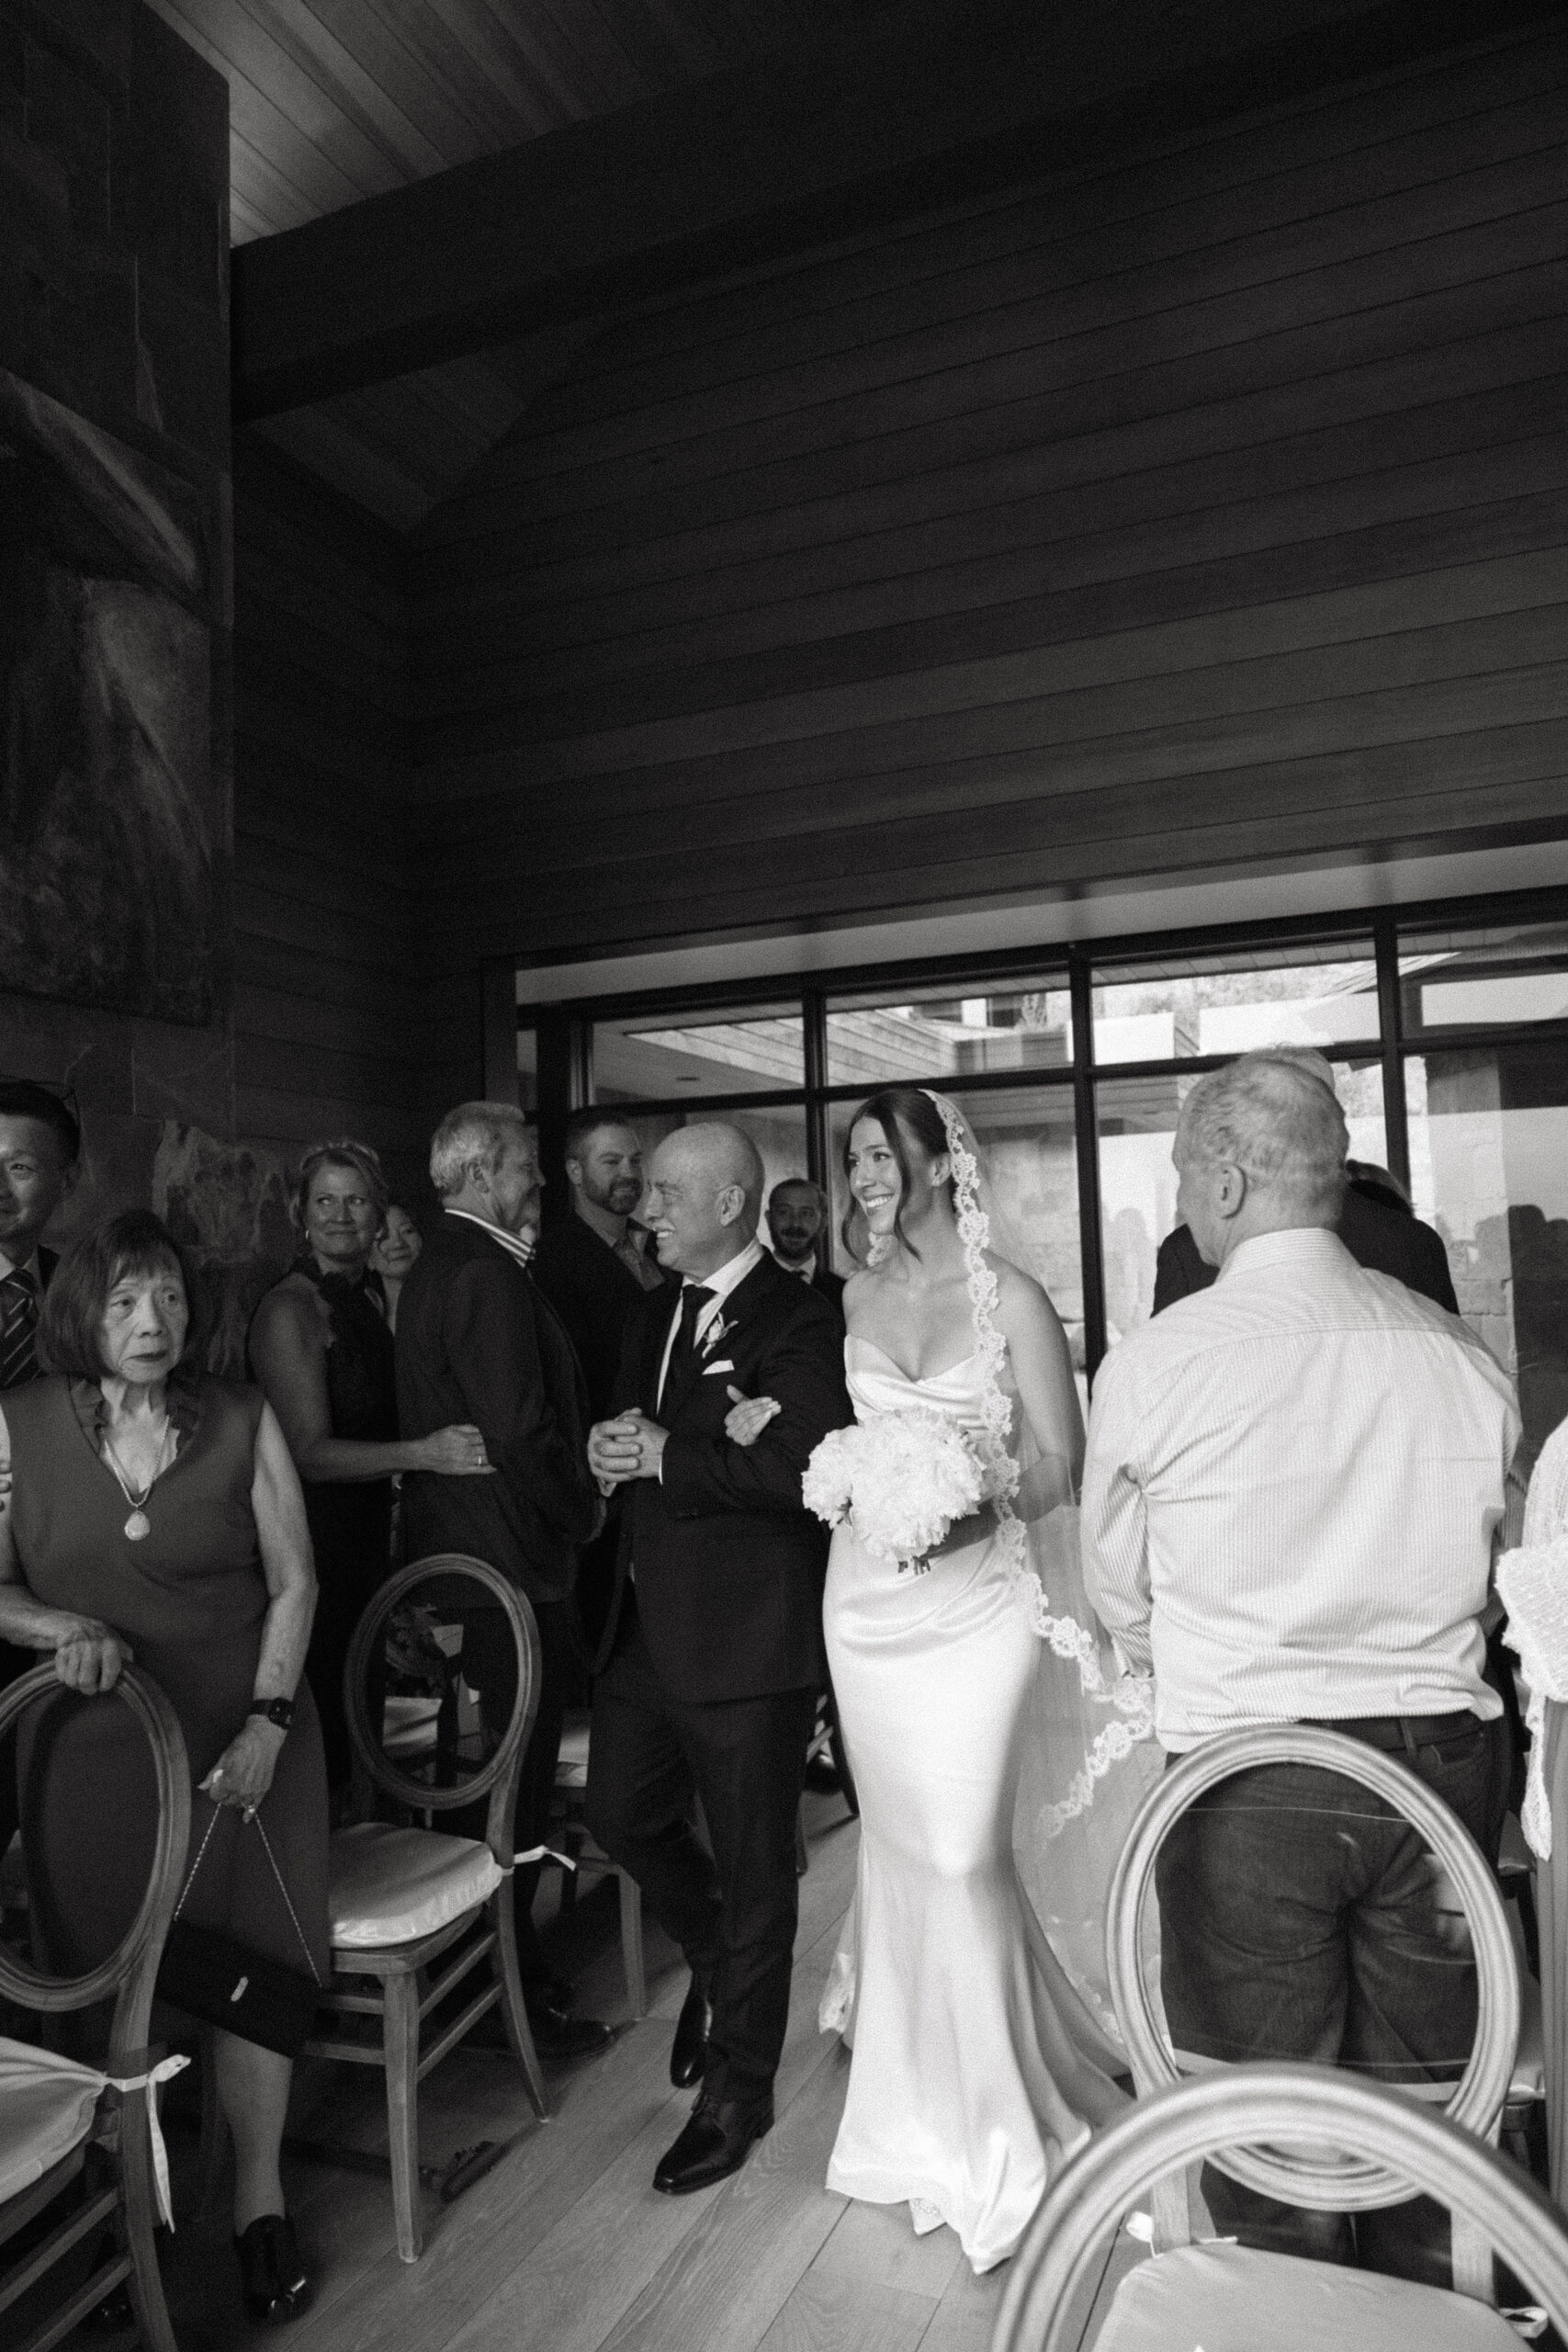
[803, 1408, 990, 1571]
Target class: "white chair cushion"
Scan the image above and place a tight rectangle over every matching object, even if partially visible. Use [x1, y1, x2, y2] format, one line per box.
[328, 1823, 503, 1950]
[0, 2038, 102, 2202]
[1098, 2242, 1522, 2350]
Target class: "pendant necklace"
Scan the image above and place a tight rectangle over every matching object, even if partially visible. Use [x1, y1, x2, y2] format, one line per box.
[103, 1417, 175, 1542]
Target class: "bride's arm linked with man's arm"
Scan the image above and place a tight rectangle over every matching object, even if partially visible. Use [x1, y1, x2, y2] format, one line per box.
[659, 1308, 850, 1519]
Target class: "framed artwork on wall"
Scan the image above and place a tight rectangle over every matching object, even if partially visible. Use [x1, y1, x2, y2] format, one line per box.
[0, 368, 222, 1025]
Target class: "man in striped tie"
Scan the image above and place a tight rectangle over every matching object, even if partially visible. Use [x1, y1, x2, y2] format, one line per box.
[0, 1079, 81, 1849]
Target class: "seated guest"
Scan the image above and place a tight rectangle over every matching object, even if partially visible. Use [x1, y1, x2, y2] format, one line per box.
[1082, 1053, 1518, 2285]
[249, 1140, 491, 1789]
[0, 1211, 326, 2324]
[766, 1177, 844, 1308]
[397, 1104, 609, 2056]
[1152, 1049, 1458, 1315]
[368, 1199, 423, 1334]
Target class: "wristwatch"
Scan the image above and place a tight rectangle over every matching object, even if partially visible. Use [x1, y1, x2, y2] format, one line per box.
[247, 1696, 294, 1731]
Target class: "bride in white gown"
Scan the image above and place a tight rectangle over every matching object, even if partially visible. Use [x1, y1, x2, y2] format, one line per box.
[731, 1086, 1156, 2274]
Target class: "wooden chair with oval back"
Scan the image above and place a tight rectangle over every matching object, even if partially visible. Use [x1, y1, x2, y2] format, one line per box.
[991, 2065, 1568, 2352]
[297, 1553, 549, 2263]
[0, 1660, 190, 2352]
[1100, 1723, 1525, 2326]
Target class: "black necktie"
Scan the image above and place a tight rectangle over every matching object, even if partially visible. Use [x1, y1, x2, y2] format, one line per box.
[0, 1267, 39, 1390]
[665, 1284, 715, 1396]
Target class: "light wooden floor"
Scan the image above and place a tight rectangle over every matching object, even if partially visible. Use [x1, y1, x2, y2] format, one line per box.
[141, 1791, 1140, 2352]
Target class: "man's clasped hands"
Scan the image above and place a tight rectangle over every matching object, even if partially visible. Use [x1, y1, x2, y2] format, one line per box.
[588, 1389, 784, 1489]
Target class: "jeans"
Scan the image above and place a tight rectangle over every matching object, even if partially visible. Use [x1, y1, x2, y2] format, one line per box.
[1156, 1719, 1495, 2284]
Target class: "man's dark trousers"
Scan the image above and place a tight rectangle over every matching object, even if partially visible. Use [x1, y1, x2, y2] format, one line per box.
[587, 1585, 816, 2104]
[1157, 1714, 1495, 2285]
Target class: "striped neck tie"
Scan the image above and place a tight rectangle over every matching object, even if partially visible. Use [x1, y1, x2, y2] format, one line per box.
[0, 1266, 39, 1390]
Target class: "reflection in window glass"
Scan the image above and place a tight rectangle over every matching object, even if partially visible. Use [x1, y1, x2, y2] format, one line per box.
[1399, 921, 1568, 1035]
[611, 1104, 810, 1258]
[592, 1003, 804, 1101]
[516, 1027, 537, 1118]
[1091, 944, 1380, 1064]
[825, 979, 1071, 1087]
[1406, 1042, 1568, 1472]
[828, 1085, 1083, 1375]
[1096, 1059, 1387, 1350]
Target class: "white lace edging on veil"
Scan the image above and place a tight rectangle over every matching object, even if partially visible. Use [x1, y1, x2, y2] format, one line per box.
[920, 1089, 1156, 1826]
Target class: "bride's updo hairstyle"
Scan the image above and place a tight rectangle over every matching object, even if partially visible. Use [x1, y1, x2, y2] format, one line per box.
[841, 1088, 956, 1263]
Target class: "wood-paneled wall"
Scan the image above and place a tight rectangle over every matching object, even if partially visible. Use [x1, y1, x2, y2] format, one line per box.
[231, 431, 435, 1190]
[408, 20, 1568, 969]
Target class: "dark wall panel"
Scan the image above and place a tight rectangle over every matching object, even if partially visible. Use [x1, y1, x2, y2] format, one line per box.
[230, 431, 432, 1189]
[408, 21, 1568, 969]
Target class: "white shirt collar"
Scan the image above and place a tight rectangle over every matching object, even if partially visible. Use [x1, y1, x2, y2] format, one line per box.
[1217, 1227, 1352, 1282]
[0, 1243, 42, 1286]
[684, 1236, 765, 1306]
[444, 1204, 534, 1271]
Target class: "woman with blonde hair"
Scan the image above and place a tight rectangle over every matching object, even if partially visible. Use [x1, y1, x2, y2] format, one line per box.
[249, 1140, 492, 1787]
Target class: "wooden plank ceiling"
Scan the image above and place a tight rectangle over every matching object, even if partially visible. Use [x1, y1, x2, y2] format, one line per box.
[145, 0, 886, 526]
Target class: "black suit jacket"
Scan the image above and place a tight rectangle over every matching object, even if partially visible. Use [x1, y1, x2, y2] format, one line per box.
[592, 1250, 852, 1702]
[1151, 1182, 1460, 1317]
[394, 1215, 599, 1605]
[768, 1254, 846, 1316]
[532, 1214, 670, 1423]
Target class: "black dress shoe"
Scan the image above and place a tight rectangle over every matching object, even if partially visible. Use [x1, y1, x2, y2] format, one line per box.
[653, 2091, 773, 2195]
[235, 2212, 312, 2326]
[525, 1986, 615, 2058]
[669, 1971, 712, 2088]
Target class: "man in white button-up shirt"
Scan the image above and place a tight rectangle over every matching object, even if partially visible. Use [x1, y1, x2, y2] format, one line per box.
[1083, 1052, 1519, 2283]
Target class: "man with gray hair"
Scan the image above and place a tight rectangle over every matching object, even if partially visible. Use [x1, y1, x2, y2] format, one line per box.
[396, 1102, 608, 2056]
[1082, 1051, 1518, 2283]
[1152, 1046, 1456, 1313]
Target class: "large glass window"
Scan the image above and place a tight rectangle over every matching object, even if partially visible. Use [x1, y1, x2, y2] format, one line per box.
[592, 1001, 804, 1101]
[531, 889, 1568, 1394]
[1091, 942, 1380, 1065]
[825, 977, 1071, 1087]
[1405, 1040, 1568, 1474]
[516, 1026, 537, 1118]
[1399, 919, 1568, 1035]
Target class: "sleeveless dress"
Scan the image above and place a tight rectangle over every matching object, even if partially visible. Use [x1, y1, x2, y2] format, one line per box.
[821, 1337, 1125, 2273]
[7, 1375, 330, 1991]
[250, 1261, 397, 1787]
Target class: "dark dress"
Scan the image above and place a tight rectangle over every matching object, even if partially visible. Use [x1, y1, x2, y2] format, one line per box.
[251, 1260, 398, 1787]
[8, 1374, 330, 1994]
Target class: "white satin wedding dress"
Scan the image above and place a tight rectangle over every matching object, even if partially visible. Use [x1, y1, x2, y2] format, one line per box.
[819, 1333, 1129, 2274]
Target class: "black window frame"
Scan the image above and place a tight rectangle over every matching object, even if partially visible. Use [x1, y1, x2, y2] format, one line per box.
[511, 881, 1568, 1385]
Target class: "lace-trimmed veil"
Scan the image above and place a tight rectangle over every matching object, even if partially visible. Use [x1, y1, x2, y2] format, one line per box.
[920, 1088, 1159, 2037]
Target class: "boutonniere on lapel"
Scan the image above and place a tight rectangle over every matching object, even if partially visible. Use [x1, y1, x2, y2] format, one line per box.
[699, 1312, 733, 1361]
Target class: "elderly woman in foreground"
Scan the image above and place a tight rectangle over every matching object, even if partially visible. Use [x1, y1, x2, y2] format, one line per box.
[0, 1210, 326, 2325]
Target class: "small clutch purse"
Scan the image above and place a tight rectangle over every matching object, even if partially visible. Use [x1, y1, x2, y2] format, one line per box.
[157, 1800, 323, 2058]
